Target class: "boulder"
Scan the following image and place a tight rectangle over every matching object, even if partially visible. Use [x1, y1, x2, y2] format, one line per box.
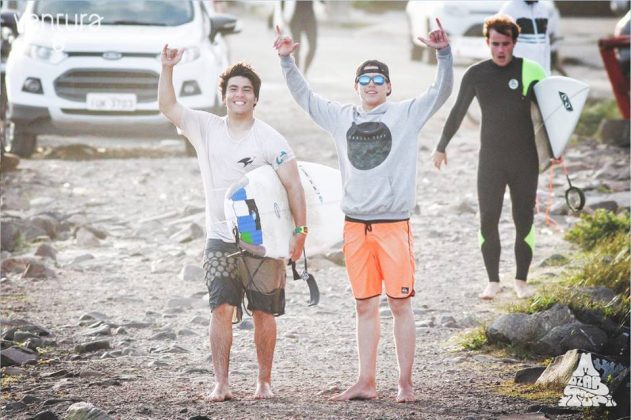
[534, 322, 608, 356]
[65, 402, 112, 420]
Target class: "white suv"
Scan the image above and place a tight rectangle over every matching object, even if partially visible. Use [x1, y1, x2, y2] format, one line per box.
[5, 0, 239, 157]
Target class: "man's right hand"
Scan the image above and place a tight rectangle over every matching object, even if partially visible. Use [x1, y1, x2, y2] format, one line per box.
[273, 25, 299, 57]
[161, 44, 183, 67]
[432, 149, 448, 170]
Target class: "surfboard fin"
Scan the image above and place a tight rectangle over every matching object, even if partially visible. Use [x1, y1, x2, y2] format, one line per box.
[289, 259, 320, 306]
[304, 273, 320, 307]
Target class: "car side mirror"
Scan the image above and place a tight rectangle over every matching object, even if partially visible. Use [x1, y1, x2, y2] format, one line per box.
[1, 10, 20, 37]
[209, 14, 240, 43]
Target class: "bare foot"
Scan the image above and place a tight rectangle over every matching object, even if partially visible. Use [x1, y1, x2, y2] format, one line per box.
[514, 279, 534, 299]
[478, 282, 500, 300]
[396, 384, 415, 403]
[329, 382, 377, 401]
[254, 381, 274, 399]
[207, 383, 233, 402]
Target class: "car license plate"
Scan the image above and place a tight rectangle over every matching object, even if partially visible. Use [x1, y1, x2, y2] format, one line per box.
[86, 93, 137, 111]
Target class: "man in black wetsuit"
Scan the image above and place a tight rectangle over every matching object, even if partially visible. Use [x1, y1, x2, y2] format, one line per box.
[432, 14, 546, 300]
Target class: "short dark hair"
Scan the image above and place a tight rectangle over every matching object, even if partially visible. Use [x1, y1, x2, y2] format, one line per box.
[483, 14, 521, 42]
[219, 62, 261, 101]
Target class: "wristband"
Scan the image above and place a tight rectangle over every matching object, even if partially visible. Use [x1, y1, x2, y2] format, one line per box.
[293, 226, 309, 235]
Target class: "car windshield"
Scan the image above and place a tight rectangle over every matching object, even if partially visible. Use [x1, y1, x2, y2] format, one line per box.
[33, 0, 194, 26]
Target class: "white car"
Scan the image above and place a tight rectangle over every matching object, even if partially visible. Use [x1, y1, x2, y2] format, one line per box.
[406, 1, 562, 66]
[5, 0, 239, 157]
[406, 0, 504, 64]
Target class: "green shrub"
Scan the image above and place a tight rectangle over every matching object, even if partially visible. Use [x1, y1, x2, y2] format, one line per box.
[575, 99, 621, 137]
[565, 210, 630, 251]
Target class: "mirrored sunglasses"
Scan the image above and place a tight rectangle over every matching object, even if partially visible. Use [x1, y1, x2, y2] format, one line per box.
[357, 74, 387, 86]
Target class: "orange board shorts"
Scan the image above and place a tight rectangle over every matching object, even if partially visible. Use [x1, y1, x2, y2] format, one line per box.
[343, 217, 416, 300]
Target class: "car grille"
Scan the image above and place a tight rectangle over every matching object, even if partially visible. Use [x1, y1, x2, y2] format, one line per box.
[54, 69, 159, 103]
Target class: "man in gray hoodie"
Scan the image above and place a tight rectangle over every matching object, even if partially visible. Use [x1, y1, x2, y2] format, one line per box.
[274, 20, 452, 402]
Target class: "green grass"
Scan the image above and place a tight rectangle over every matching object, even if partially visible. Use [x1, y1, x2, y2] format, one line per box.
[565, 210, 630, 251]
[456, 326, 488, 351]
[575, 99, 621, 138]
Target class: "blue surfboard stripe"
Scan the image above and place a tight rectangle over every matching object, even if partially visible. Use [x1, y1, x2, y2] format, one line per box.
[231, 188, 247, 201]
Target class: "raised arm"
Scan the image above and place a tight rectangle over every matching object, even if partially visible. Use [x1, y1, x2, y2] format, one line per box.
[158, 44, 186, 128]
[405, 18, 454, 129]
[276, 160, 307, 262]
[432, 68, 476, 169]
[273, 26, 342, 133]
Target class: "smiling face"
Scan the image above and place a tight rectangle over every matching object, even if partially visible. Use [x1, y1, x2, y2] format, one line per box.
[355, 73, 391, 111]
[223, 75, 258, 116]
[486, 29, 516, 67]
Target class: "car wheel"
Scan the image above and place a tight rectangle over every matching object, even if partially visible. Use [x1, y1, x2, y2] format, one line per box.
[7, 127, 36, 158]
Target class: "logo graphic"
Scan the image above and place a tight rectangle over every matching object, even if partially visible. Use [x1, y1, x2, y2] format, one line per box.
[559, 91, 574, 111]
[102, 51, 123, 60]
[273, 202, 280, 218]
[238, 157, 254, 167]
[346, 121, 392, 170]
[508, 79, 519, 90]
[558, 353, 617, 407]
[275, 151, 288, 167]
[401, 287, 409, 294]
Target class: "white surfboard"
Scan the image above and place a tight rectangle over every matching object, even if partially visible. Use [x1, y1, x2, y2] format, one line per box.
[224, 161, 344, 259]
[531, 76, 589, 172]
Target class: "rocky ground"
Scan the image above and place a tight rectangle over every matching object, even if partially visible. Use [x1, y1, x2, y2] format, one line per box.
[2, 5, 629, 420]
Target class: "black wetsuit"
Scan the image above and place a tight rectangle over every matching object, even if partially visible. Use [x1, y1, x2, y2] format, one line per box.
[437, 57, 546, 283]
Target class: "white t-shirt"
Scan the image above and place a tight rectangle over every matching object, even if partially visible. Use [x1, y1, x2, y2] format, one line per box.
[178, 107, 295, 242]
[500, 0, 559, 75]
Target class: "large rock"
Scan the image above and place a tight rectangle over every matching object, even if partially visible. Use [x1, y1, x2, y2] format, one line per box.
[74, 340, 111, 354]
[75, 228, 101, 247]
[65, 402, 112, 420]
[597, 118, 630, 147]
[1, 319, 53, 340]
[534, 322, 608, 356]
[0, 257, 56, 279]
[35, 243, 58, 260]
[1, 346, 39, 366]
[487, 305, 575, 347]
[1, 221, 21, 251]
[537, 350, 628, 402]
[30, 215, 60, 239]
[487, 313, 537, 344]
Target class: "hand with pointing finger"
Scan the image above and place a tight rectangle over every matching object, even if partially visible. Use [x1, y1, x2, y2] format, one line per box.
[161, 44, 183, 67]
[273, 25, 300, 57]
[418, 18, 449, 50]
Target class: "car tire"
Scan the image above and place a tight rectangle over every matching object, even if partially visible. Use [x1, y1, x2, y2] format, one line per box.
[7, 127, 36, 158]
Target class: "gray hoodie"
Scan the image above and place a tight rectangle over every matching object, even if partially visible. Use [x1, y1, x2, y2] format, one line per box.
[280, 47, 453, 220]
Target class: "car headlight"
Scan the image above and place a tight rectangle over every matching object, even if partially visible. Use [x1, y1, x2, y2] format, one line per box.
[27, 44, 68, 64]
[180, 46, 200, 63]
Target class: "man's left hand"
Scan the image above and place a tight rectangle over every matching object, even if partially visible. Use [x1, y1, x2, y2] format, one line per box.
[417, 17, 450, 50]
[289, 233, 306, 262]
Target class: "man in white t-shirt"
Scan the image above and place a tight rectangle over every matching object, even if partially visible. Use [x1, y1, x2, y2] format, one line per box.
[158, 45, 307, 402]
[499, 0, 559, 75]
